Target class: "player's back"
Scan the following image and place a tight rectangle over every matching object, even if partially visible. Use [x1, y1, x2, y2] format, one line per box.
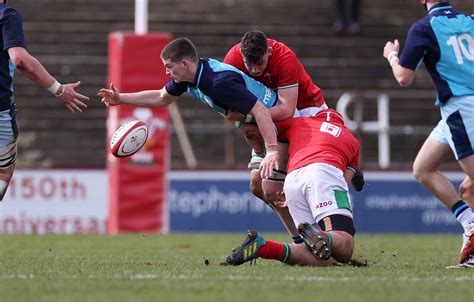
[276, 110, 360, 173]
[429, 7, 474, 97]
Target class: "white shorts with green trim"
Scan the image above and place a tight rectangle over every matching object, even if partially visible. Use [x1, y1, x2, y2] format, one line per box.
[283, 162, 353, 226]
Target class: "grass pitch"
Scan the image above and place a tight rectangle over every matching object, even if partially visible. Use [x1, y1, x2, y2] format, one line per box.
[0, 233, 473, 302]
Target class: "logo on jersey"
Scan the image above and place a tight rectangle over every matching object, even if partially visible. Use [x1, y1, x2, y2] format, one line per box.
[262, 87, 273, 106]
[315, 201, 333, 210]
[320, 122, 341, 137]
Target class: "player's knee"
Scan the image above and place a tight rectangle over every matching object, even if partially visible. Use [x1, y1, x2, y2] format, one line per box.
[330, 231, 354, 263]
[0, 179, 10, 201]
[249, 172, 264, 200]
[412, 163, 428, 183]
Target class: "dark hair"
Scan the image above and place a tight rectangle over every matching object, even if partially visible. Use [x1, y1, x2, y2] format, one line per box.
[160, 38, 199, 63]
[240, 30, 269, 64]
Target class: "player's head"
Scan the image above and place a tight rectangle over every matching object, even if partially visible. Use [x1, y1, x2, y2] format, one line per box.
[240, 30, 272, 77]
[161, 38, 199, 83]
[315, 109, 345, 125]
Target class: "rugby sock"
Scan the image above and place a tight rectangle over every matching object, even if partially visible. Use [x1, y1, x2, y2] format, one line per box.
[292, 235, 305, 244]
[257, 240, 291, 263]
[451, 200, 474, 230]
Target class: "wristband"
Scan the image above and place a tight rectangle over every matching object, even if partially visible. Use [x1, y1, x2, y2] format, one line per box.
[387, 51, 398, 61]
[389, 56, 399, 67]
[47, 80, 61, 95]
[245, 114, 255, 123]
[265, 143, 278, 153]
[346, 166, 356, 173]
[265, 150, 278, 157]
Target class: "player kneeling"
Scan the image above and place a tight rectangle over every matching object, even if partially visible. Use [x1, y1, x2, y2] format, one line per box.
[223, 109, 360, 266]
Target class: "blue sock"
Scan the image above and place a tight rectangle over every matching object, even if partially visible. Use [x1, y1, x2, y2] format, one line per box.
[452, 200, 469, 218]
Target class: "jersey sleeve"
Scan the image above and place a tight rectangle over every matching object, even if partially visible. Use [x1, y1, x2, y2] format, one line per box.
[223, 44, 245, 70]
[274, 49, 300, 89]
[347, 143, 360, 169]
[164, 80, 188, 96]
[275, 118, 292, 141]
[2, 8, 26, 50]
[214, 73, 257, 115]
[399, 22, 428, 71]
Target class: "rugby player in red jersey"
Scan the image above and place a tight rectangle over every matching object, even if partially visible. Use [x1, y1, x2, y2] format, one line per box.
[223, 109, 359, 266]
[224, 30, 364, 244]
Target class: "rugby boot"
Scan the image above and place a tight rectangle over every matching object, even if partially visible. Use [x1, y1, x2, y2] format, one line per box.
[223, 230, 266, 266]
[459, 229, 474, 264]
[298, 222, 331, 260]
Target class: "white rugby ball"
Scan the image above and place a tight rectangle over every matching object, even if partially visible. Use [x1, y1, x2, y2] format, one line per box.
[110, 120, 148, 158]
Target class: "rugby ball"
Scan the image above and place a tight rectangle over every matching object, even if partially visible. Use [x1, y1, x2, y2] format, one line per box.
[110, 120, 148, 158]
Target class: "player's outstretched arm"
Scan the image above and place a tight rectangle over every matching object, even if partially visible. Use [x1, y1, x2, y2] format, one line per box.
[98, 83, 178, 108]
[8, 47, 89, 112]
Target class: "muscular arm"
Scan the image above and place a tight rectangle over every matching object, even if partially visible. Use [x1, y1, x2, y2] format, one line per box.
[389, 61, 416, 87]
[8, 47, 58, 89]
[98, 83, 178, 108]
[269, 86, 298, 120]
[250, 101, 277, 147]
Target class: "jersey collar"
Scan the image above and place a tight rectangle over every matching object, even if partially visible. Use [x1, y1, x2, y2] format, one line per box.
[428, 2, 452, 15]
[191, 59, 204, 87]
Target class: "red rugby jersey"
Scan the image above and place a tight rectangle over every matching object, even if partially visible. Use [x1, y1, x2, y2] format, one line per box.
[224, 39, 326, 110]
[276, 110, 360, 174]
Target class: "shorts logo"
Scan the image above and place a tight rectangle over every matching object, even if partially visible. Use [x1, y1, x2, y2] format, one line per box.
[315, 201, 333, 210]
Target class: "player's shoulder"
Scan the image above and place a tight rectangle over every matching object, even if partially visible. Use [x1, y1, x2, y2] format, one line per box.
[0, 5, 22, 18]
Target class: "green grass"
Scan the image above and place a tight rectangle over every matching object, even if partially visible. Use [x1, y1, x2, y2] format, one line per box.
[0, 233, 473, 302]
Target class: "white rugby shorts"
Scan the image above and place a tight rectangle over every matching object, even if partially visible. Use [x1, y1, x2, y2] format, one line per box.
[283, 162, 353, 226]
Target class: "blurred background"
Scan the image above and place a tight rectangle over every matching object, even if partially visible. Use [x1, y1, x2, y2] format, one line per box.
[11, 0, 473, 171]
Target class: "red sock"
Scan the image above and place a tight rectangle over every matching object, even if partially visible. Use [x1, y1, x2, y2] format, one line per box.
[257, 240, 285, 261]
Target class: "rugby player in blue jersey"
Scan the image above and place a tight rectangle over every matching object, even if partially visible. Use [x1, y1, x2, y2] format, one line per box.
[98, 37, 280, 178]
[0, 0, 89, 201]
[383, 0, 474, 268]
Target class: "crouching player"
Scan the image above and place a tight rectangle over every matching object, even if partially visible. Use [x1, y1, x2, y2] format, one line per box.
[223, 109, 360, 266]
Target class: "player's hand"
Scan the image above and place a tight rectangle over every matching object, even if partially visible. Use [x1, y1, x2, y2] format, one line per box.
[97, 83, 121, 107]
[58, 81, 89, 113]
[226, 109, 245, 121]
[383, 39, 400, 59]
[459, 176, 474, 207]
[259, 151, 279, 179]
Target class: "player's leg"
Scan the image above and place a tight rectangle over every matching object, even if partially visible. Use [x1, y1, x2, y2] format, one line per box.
[412, 135, 460, 207]
[437, 99, 474, 266]
[223, 219, 353, 267]
[287, 163, 355, 263]
[0, 110, 18, 201]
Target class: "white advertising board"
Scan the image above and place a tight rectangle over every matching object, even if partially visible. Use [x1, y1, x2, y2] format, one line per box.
[0, 170, 108, 234]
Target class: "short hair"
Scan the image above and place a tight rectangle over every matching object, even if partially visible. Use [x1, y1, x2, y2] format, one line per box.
[160, 38, 199, 63]
[240, 30, 269, 64]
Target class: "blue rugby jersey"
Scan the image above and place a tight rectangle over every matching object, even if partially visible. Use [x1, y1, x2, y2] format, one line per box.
[165, 58, 278, 116]
[399, 2, 474, 106]
[0, 4, 26, 111]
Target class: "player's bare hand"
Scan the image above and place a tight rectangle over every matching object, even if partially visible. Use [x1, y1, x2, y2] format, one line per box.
[97, 83, 121, 107]
[459, 176, 474, 208]
[226, 109, 245, 121]
[383, 39, 400, 59]
[58, 81, 89, 113]
[259, 151, 279, 179]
